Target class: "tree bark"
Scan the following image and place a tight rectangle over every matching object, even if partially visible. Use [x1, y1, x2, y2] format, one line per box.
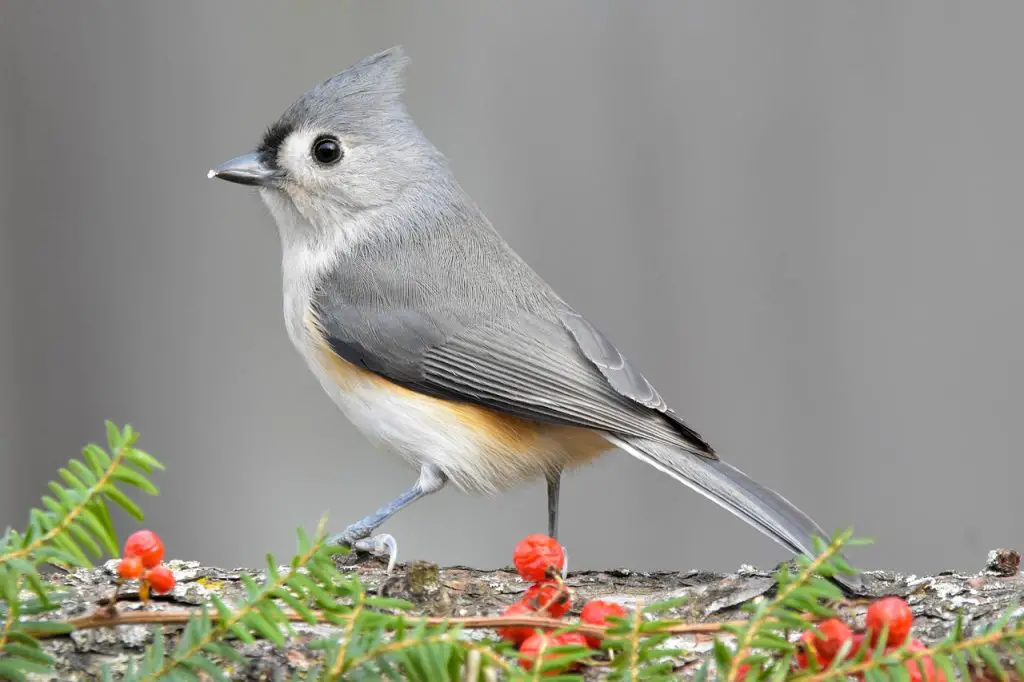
[29, 549, 1024, 680]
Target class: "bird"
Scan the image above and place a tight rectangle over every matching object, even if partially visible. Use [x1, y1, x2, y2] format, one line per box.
[209, 46, 860, 591]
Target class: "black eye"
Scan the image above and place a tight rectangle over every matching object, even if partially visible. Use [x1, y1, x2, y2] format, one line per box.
[312, 136, 342, 165]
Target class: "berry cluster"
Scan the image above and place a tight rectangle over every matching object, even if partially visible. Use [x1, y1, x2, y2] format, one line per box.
[781, 596, 943, 682]
[499, 534, 629, 673]
[116, 529, 176, 599]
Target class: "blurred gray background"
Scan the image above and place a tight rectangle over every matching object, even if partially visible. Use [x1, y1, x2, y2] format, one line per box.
[1, 2, 1021, 576]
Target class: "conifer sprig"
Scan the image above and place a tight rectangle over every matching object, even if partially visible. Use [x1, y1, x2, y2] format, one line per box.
[723, 531, 854, 681]
[790, 611, 1024, 682]
[0, 422, 162, 681]
[4, 424, 1024, 681]
[122, 519, 334, 682]
[112, 518, 513, 681]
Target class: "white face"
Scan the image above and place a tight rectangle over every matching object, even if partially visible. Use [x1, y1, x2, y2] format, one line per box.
[273, 124, 407, 223]
[259, 124, 401, 263]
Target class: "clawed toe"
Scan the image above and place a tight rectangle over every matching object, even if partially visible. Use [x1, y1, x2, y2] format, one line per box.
[327, 530, 399, 573]
[352, 533, 399, 573]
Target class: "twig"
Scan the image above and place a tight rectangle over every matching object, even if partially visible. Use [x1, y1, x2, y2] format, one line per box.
[327, 589, 363, 676]
[43, 605, 743, 641]
[628, 599, 644, 682]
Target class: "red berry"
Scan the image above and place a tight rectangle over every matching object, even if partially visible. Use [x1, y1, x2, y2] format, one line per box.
[580, 600, 628, 648]
[735, 664, 753, 681]
[866, 596, 913, 648]
[519, 632, 559, 673]
[552, 631, 589, 649]
[496, 601, 539, 646]
[512, 534, 565, 583]
[796, 629, 829, 669]
[814, 618, 854, 661]
[551, 632, 589, 670]
[848, 632, 868, 658]
[117, 555, 143, 580]
[903, 639, 945, 682]
[519, 631, 588, 673]
[123, 530, 165, 569]
[144, 565, 176, 594]
[523, 581, 571, 617]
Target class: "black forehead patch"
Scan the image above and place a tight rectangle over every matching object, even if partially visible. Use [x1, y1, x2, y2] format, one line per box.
[257, 121, 294, 167]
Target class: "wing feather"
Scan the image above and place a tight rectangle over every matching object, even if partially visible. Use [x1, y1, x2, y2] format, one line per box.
[315, 293, 712, 455]
[310, 229, 712, 456]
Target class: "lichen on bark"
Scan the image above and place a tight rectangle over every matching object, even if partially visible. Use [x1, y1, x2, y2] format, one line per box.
[22, 551, 1024, 680]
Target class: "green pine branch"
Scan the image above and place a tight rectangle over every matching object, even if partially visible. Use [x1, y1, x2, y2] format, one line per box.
[720, 531, 855, 681]
[0, 422, 162, 571]
[0, 422, 163, 681]
[113, 517, 515, 681]
[5, 422, 1024, 681]
[597, 596, 688, 681]
[789, 611, 1024, 682]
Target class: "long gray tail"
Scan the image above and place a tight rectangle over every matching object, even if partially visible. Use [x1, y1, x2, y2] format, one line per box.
[606, 435, 862, 592]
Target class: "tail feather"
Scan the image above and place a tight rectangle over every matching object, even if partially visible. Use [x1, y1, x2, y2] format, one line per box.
[606, 435, 862, 592]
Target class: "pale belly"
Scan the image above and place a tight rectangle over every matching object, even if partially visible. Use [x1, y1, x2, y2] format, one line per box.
[301, 326, 612, 494]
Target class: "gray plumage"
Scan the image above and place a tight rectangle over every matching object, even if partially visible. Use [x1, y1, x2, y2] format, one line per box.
[309, 213, 711, 452]
[210, 45, 861, 592]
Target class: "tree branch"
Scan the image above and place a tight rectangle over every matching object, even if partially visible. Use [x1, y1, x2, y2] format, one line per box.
[19, 552, 1024, 680]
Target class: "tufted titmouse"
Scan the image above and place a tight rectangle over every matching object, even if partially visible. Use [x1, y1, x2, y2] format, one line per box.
[209, 47, 860, 591]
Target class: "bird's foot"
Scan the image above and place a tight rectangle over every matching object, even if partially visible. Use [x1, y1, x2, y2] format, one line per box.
[327, 527, 399, 574]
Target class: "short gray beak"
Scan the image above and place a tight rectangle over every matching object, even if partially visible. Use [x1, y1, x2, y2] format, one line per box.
[207, 152, 282, 186]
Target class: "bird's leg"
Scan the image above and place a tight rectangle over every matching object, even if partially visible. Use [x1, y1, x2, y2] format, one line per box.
[546, 468, 561, 540]
[328, 464, 447, 573]
[545, 468, 570, 577]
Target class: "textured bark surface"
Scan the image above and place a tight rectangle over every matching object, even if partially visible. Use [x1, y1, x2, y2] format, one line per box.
[26, 550, 1024, 680]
